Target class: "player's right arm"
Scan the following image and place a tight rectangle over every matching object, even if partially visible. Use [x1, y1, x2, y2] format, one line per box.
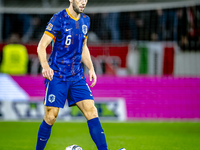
[37, 33, 54, 81]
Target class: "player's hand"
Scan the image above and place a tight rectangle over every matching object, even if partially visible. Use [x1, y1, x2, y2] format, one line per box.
[42, 66, 54, 81]
[89, 69, 97, 87]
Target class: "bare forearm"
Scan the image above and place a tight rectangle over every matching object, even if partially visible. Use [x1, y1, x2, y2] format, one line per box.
[82, 46, 94, 71]
[83, 58, 94, 71]
[37, 33, 54, 81]
[37, 34, 52, 69]
[81, 39, 97, 87]
[37, 45, 49, 69]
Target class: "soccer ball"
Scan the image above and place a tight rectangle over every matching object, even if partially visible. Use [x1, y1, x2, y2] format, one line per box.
[65, 145, 83, 150]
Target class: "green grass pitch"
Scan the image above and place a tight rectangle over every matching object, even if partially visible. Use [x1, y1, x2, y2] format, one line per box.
[0, 121, 200, 150]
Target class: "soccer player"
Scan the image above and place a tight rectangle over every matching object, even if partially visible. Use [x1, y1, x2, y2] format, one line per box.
[36, 0, 125, 150]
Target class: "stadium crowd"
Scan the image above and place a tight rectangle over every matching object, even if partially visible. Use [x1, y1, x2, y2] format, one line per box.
[2, 6, 200, 50]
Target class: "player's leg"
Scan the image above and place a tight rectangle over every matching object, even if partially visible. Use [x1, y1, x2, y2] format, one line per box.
[36, 77, 69, 150]
[36, 106, 59, 150]
[76, 100, 108, 150]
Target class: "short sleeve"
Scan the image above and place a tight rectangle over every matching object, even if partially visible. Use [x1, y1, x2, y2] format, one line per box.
[45, 14, 61, 38]
[84, 15, 90, 39]
[87, 18, 90, 36]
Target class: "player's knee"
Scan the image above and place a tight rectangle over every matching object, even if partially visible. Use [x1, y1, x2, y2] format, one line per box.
[45, 114, 57, 125]
[85, 106, 98, 120]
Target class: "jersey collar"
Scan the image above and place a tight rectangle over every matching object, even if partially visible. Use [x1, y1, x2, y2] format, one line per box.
[66, 8, 80, 21]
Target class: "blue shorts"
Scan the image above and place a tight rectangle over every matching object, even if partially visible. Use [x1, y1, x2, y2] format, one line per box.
[44, 77, 94, 108]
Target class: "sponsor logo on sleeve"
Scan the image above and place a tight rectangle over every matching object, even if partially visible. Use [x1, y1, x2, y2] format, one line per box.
[46, 23, 53, 31]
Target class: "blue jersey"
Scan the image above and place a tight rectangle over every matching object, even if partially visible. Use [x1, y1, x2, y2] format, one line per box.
[45, 9, 90, 81]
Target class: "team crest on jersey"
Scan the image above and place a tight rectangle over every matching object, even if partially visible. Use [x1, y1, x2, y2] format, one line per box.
[46, 23, 53, 31]
[82, 25, 87, 35]
[48, 94, 55, 103]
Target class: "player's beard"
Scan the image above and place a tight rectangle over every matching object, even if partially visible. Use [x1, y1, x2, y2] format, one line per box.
[72, 0, 84, 14]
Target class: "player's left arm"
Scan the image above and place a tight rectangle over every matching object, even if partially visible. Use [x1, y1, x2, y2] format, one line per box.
[81, 38, 97, 87]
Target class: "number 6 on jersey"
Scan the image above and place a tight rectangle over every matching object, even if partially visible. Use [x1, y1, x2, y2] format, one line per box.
[65, 35, 71, 45]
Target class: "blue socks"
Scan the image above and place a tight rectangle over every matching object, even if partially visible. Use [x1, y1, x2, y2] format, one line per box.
[87, 117, 108, 150]
[36, 118, 107, 150]
[36, 120, 52, 150]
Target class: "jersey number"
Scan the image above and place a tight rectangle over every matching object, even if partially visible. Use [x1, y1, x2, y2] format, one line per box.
[65, 35, 71, 45]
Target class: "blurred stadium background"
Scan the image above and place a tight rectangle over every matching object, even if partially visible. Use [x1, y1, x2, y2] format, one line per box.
[0, 0, 200, 121]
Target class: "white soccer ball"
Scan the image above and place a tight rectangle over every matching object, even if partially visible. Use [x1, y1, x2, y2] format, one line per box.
[65, 145, 83, 150]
